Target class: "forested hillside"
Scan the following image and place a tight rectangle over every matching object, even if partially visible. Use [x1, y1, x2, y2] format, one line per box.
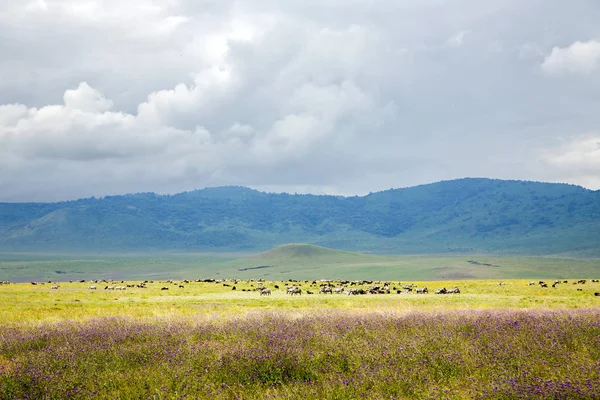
[1, 178, 599, 256]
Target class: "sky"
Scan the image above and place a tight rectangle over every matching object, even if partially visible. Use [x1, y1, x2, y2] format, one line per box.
[1, 0, 599, 202]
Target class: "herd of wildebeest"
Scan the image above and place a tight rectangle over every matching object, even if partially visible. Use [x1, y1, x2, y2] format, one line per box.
[1, 277, 600, 296]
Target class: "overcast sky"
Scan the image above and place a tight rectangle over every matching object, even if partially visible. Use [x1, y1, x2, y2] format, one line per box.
[1, 0, 599, 202]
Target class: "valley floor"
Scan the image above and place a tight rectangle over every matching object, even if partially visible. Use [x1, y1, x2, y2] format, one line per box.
[1, 279, 599, 399]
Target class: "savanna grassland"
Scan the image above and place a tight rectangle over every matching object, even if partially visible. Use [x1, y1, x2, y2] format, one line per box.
[1, 277, 600, 399]
[3, 243, 600, 283]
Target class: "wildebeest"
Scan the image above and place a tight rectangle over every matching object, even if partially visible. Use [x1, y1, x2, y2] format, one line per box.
[529, 282, 536, 286]
[498, 282, 505, 286]
[161, 287, 169, 291]
[435, 288, 447, 294]
[287, 287, 301, 295]
[594, 292, 600, 296]
[88, 285, 97, 290]
[416, 287, 428, 294]
[446, 287, 460, 294]
[260, 288, 271, 296]
[319, 286, 333, 294]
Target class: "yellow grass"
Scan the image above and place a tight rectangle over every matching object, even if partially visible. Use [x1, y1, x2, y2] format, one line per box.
[1, 278, 599, 325]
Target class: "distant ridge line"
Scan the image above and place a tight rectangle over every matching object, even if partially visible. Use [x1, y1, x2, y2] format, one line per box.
[1, 178, 599, 256]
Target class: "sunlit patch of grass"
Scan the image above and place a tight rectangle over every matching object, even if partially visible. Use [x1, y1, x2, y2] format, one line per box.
[1, 278, 599, 397]
[1, 278, 600, 324]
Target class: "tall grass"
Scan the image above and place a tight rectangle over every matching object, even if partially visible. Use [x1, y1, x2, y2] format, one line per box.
[1, 309, 599, 399]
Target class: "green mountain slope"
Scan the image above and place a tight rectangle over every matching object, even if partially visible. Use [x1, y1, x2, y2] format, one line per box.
[0, 178, 599, 255]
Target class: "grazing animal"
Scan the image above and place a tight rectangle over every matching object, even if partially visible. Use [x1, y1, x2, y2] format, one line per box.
[161, 287, 169, 291]
[50, 285, 59, 290]
[529, 282, 536, 286]
[260, 288, 271, 296]
[498, 282, 505, 286]
[416, 287, 428, 294]
[540, 283, 548, 288]
[31, 282, 37, 285]
[88, 286, 97, 290]
[179, 285, 184, 288]
[577, 288, 583, 292]
[435, 288, 447, 294]
[306, 290, 314, 294]
[319, 287, 333, 294]
[447, 287, 460, 294]
[232, 286, 236, 290]
[287, 287, 301, 295]
[594, 292, 599, 296]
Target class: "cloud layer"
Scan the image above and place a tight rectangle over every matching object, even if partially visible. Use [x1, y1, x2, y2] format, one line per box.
[1, 0, 600, 201]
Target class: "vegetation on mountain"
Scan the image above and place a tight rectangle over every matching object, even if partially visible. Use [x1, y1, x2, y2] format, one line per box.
[1, 178, 598, 255]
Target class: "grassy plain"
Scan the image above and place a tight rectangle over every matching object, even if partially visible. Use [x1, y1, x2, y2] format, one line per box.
[1, 243, 600, 282]
[1, 278, 600, 324]
[1, 279, 599, 399]
[1, 245, 600, 399]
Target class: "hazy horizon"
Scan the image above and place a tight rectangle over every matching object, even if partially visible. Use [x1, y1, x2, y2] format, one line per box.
[0, 176, 596, 204]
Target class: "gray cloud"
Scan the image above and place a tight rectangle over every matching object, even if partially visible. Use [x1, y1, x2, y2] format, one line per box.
[1, 0, 600, 201]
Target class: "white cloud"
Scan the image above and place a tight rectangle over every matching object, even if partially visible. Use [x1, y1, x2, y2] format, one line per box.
[541, 40, 600, 75]
[63, 82, 113, 112]
[541, 134, 600, 169]
[1, 0, 600, 200]
[539, 134, 600, 189]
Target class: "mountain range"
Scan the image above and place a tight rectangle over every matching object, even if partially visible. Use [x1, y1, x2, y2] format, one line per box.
[1, 178, 599, 256]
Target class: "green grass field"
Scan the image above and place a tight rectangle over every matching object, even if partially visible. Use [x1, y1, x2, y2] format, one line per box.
[2, 244, 600, 398]
[1, 278, 599, 324]
[1, 278, 600, 399]
[1, 244, 599, 282]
